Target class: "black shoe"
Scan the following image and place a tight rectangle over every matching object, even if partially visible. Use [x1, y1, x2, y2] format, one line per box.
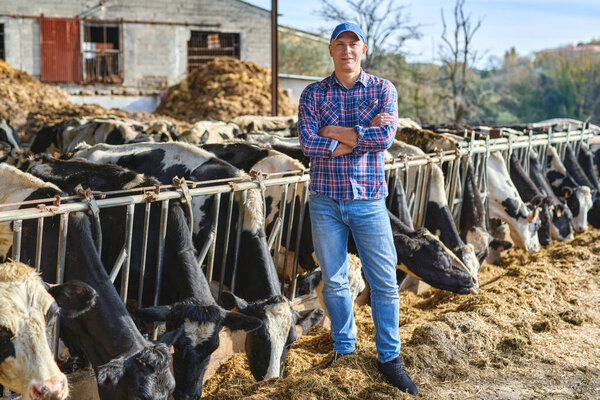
[322, 351, 355, 369]
[378, 356, 418, 395]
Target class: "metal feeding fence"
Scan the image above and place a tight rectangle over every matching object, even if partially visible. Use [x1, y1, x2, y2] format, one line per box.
[0, 127, 595, 397]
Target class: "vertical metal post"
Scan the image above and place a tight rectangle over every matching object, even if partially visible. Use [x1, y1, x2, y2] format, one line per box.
[153, 200, 169, 306]
[273, 184, 289, 273]
[271, 0, 279, 116]
[281, 182, 298, 294]
[120, 203, 135, 302]
[56, 213, 69, 284]
[218, 192, 235, 299]
[137, 202, 152, 307]
[289, 182, 308, 300]
[11, 219, 22, 262]
[543, 128, 552, 175]
[35, 218, 44, 272]
[230, 190, 246, 295]
[206, 194, 221, 282]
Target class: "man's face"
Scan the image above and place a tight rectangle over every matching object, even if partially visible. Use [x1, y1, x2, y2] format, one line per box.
[328, 31, 367, 73]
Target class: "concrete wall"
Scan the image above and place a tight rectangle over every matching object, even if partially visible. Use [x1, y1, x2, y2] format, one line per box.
[279, 73, 324, 105]
[0, 0, 271, 88]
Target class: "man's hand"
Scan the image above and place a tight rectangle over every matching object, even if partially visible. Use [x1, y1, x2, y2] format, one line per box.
[333, 143, 353, 157]
[318, 125, 357, 147]
[369, 113, 394, 127]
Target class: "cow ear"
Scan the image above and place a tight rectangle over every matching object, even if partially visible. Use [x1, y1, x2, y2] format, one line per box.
[157, 326, 185, 347]
[489, 239, 512, 252]
[97, 357, 125, 387]
[199, 130, 209, 144]
[48, 281, 97, 319]
[133, 305, 174, 323]
[220, 291, 248, 312]
[295, 308, 324, 331]
[223, 312, 263, 332]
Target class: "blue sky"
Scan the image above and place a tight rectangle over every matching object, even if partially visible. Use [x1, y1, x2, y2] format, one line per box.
[244, 0, 600, 67]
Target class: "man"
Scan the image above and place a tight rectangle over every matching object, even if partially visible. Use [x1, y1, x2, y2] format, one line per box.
[297, 22, 418, 395]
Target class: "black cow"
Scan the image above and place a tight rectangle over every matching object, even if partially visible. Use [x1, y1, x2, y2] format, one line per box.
[528, 150, 573, 241]
[0, 164, 176, 400]
[509, 153, 553, 246]
[563, 144, 600, 229]
[546, 146, 593, 233]
[25, 155, 262, 399]
[69, 142, 324, 382]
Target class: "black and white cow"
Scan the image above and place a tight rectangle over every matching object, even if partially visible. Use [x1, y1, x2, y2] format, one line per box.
[459, 161, 512, 261]
[563, 144, 600, 229]
[230, 115, 297, 135]
[545, 146, 593, 233]
[0, 261, 96, 400]
[177, 121, 241, 145]
[0, 119, 22, 163]
[69, 142, 324, 382]
[30, 116, 175, 155]
[0, 164, 176, 400]
[487, 152, 541, 253]
[577, 143, 600, 229]
[25, 155, 263, 400]
[528, 150, 574, 241]
[509, 153, 552, 246]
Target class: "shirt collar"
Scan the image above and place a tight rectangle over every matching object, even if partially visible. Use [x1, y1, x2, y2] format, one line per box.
[328, 69, 369, 89]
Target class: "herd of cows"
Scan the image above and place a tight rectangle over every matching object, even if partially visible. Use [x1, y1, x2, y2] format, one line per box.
[0, 115, 599, 400]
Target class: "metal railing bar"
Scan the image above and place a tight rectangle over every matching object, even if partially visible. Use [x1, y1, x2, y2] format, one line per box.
[137, 202, 152, 307]
[110, 245, 127, 283]
[218, 193, 235, 300]
[11, 219, 22, 262]
[35, 218, 44, 272]
[230, 190, 246, 295]
[121, 203, 135, 301]
[153, 200, 169, 306]
[205, 194, 221, 282]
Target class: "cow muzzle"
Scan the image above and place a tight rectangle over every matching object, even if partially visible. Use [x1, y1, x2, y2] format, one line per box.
[27, 374, 68, 400]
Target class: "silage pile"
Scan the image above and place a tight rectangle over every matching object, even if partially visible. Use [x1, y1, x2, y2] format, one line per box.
[203, 230, 600, 399]
[0, 60, 189, 142]
[155, 57, 298, 122]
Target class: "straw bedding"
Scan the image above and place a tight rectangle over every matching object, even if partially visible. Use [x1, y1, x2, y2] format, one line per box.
[203, 229, 600, 399]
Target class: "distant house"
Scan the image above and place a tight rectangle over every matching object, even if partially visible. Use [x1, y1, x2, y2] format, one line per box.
[0, 0, 272, 92]
[0, 1, 326, 110]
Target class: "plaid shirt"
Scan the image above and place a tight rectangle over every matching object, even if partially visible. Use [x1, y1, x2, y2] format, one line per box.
[298, 70, 398, 200]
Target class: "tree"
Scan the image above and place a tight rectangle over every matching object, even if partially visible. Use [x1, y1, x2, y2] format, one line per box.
[314, 0, 421, 71]
[438, 0, 482, 126]
[279, 30, 333, 77]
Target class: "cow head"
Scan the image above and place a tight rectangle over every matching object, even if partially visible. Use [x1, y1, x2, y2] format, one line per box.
[530, 195, 553, 246]
[0, 262, 96, 400]
[495, 197, 541, 253]
[96, 342, 175, 400]
[221, 292, 324, 381]
[394, 228, 478, 294]
[133, 298, 262, 400]
[550, 202, 574, 241]
[563, 186, 592, 233]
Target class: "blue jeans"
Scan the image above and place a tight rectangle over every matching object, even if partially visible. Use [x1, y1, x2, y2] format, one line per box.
[309, 191, 400, 363]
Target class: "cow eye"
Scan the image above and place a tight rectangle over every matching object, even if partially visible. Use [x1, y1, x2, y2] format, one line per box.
[45, 301, 59, 324]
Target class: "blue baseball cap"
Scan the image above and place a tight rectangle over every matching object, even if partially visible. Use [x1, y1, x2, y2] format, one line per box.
[330, 22, 365, 44]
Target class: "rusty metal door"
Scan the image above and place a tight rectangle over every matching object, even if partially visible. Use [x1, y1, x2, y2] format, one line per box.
[40, 17, 82, 82]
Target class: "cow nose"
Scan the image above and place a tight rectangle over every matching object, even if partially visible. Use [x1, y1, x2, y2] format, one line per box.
[28, 374, 68, 400]
[575, 226, 587, 234]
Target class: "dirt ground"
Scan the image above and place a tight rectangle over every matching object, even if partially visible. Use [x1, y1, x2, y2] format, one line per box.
[202, 228, 600, 399]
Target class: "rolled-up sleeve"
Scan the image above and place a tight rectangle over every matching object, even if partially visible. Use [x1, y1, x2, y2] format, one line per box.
[298, 85, 338, 158]
[353, 81, 397, 152]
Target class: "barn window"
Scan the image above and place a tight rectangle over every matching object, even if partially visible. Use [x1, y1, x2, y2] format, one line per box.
[187, 31, 240, 72]
[0, 24, 4, 60]
[82, 22, 122, 83]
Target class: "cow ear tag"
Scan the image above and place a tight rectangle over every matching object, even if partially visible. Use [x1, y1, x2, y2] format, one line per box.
[557, 208, 562, 217]
[564, 190, 570, 198]
[231, 306, 239, 313]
